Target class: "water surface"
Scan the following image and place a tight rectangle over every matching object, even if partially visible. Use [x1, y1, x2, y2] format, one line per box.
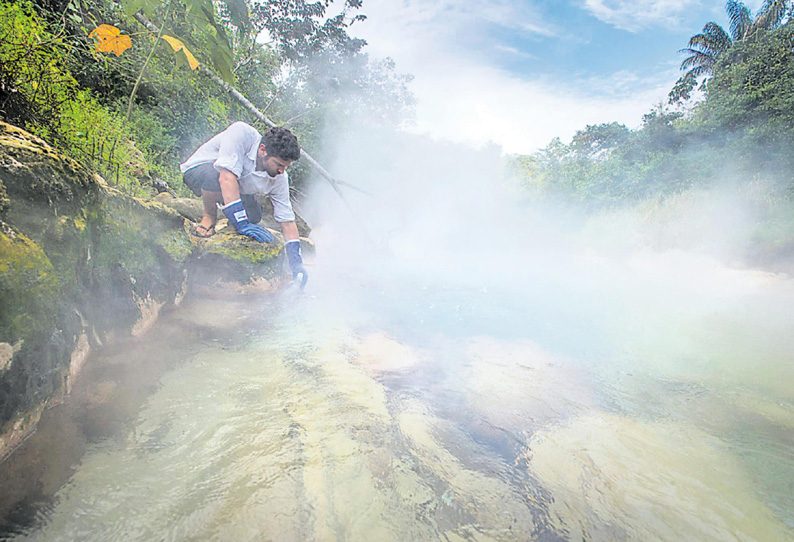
[2, 252, 793, 541]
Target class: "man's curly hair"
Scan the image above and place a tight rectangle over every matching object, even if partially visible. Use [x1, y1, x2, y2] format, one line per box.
[261, 126, 300, 162]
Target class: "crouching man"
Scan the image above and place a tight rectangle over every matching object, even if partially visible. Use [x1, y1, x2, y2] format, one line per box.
[180, 122, 307, 285]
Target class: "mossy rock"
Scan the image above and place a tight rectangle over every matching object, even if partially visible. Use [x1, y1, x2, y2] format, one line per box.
[0, 178, 9, 216]
[154, 194, 208, 223]
[0, 122, 95, 208]
[0, 228, 77, 444]
[201, 222, 284, 263]
[155, 193, 312, 237]
[0, 121, 189, 446]
[0, 229, 59, 344]
[187, 221, 285, 284]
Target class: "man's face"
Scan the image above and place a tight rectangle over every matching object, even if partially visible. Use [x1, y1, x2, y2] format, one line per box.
[257, 144, 292, 176]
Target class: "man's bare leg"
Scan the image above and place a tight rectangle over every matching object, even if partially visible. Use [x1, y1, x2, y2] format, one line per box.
[199, 189, 223, 230]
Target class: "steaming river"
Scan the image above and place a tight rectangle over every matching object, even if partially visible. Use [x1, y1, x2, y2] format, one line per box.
[1, 250, 793, 541]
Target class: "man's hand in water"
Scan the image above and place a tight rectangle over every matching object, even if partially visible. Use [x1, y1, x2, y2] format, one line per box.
[285, 240, 308, 288]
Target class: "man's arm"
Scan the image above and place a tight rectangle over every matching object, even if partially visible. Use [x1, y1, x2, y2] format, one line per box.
[280, 221, 299, 241]
[282, 221, 307, 287]
[217, 168, 241, 205]
[217, 168, 272, 243]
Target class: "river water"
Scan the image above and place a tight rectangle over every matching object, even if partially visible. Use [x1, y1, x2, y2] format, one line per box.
[3, 129, 794, 539]
[1, 239, 793, 541]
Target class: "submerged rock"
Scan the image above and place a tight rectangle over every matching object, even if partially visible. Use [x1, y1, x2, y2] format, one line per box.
[527, 413, 793, 541]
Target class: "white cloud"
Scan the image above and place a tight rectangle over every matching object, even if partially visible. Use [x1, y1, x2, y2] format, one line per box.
[583, 0, 702, 32]
[406, 59, 675, 154]
[493, 44, 539, 60]
[359, 0, 559, 46]
[350, 0, 677, 154]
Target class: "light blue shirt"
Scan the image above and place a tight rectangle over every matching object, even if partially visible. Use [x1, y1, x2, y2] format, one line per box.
[180, 122, 295, 222]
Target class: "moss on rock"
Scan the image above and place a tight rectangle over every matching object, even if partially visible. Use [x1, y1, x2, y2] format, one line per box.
[0, 230, 59, 345]
[157, 228, 194, 263]
[187, 223, 285, 285]
[0, 122, 95, 208]
[201, 224, 284, 264]
[0, 121, 188, 453]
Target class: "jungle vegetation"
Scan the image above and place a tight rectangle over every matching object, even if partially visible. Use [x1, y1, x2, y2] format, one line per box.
[2, 0, 792, 265]
[511, 1, 794, 210]
[0, 0, 414, 198]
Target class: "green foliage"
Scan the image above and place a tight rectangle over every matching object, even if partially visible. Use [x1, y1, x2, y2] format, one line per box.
[520, 6, 794, 214]
[0, 1, 158, 196]
[668, 73, 698, 105]
[674, 1, 792, 101]
[507, 0, 794, 270]
[247, 0, 414, 192]
[4, 0, 414, 202]
[698, 22, 794, 132]
[250, 0, 366, 63]
[125, 0, 250, 84]
[0, 1, 78, 138]
[570, 122, 630, 159]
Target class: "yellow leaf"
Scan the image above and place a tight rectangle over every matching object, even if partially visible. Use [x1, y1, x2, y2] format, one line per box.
[161, 35, 200, 70]
[89, 24, 132, 56]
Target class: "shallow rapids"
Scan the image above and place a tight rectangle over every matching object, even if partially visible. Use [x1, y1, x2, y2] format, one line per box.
[1, 252, 793, 541]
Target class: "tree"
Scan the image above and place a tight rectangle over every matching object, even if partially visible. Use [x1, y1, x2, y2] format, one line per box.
[679, 21, 733, 81]
[570, 122, 630, 159]
[698, 21, 794, 133]
[670, 0, 791, 103]
[250, 0, 366, 64]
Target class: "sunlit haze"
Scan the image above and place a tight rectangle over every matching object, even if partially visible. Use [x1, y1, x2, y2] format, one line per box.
[350, 0, 765, 154]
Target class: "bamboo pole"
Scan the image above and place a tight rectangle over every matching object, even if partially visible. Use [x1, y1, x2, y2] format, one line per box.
[132, 12, 371, 200]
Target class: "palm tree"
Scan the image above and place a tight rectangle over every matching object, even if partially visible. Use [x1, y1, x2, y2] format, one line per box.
[752, 0, 790, 32]
[725, 0, 752, 41]
[679, 0, 790, 80]
[679, 21, 733, 80]
[670, 0, 790, 102]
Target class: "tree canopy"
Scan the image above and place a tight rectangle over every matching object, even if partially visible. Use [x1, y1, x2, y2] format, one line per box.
[671, 0, 791, 103]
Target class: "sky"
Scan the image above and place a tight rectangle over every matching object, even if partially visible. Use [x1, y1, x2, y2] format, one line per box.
[347, 0, 764, 155]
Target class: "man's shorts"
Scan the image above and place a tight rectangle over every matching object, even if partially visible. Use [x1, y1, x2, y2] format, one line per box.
[183, 163, 263, 224]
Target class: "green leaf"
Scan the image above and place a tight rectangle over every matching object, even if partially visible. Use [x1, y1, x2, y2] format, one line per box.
[124, 0, 160, 17]
[173, 48, 190, 70]
[223, 0, 250, 30]
[185, 0, 214, 20]
[199, 6, 229, 42]
[209, 44, 234, 83]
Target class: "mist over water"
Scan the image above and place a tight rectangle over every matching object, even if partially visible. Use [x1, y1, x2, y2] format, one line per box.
[6, 126, 794, 540]
[301, 124, 794, 536]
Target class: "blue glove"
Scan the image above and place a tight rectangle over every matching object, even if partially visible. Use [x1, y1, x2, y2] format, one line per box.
[285, 240, 308, 289]
[219, 199, 273, 243]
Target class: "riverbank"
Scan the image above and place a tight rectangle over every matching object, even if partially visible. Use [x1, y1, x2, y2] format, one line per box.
[0, 121, 311, 459]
